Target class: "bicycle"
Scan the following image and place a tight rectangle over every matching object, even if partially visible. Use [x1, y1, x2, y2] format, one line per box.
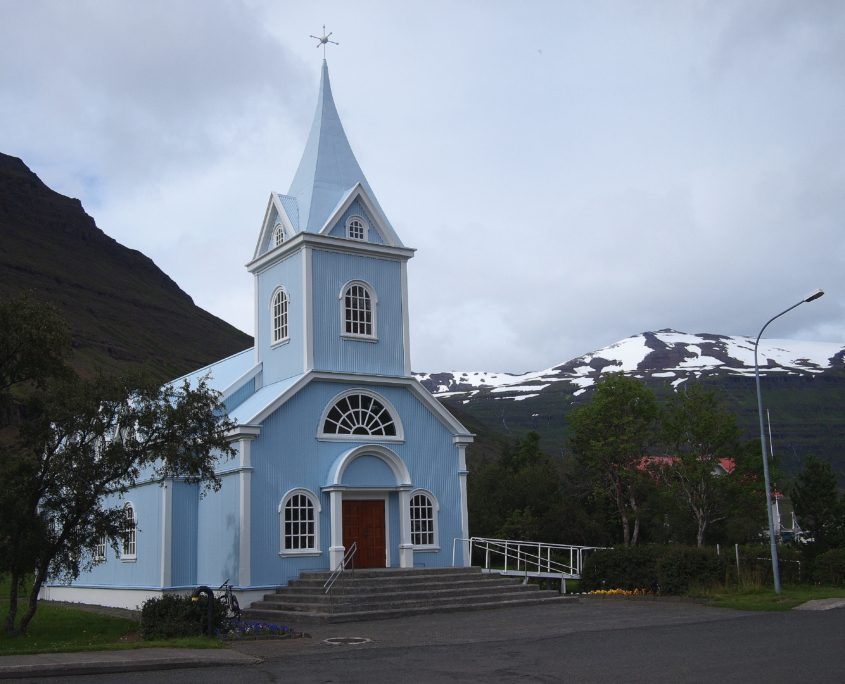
[218, 578, 241, 624]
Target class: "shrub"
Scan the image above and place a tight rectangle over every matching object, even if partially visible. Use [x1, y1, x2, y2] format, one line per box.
[580, 546, 661, 592]
[656, 546, 724, 594]
[139, 593, 227, 640]
[813, 548, 845, 585]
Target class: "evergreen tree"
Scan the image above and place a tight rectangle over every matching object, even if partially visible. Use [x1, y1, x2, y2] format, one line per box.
[792, 455, 844, 551]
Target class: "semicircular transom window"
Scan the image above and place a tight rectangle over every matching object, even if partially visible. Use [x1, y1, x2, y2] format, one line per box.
[323, 393, 397, 436]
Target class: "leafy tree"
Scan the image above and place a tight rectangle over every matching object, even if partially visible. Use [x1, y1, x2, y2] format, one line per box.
[792, 455, 844, 551]
[568, 374, 658, 546]
[0, 297, 236, 635]
[658, 384, 740, 546]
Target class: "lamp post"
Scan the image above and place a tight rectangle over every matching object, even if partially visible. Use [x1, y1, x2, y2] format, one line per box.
[754, 288, 824, 594]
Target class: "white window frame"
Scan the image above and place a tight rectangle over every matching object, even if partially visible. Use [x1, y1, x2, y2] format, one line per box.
[121, 503, 137, 561]
[345, 215, 368, 241]
[339, 280, 377, 340]
[318, 389, 404, 442]
[278, 489, 321, 556]
[94, 535, 107, 561]
[409, 489, 439, 550]
[270, 286, 289, 346]
[273, 222, 285, 247]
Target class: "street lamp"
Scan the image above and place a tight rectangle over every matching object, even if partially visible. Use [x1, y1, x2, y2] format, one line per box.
[754, 288, 824, 594]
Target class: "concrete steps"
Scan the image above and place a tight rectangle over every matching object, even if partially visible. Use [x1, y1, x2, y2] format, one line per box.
[242, 566, 573, 623]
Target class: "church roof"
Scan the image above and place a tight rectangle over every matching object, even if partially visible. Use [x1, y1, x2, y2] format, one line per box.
[286, 60, 395, 237]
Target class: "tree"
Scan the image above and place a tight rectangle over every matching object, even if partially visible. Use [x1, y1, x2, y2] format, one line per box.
[792, 455, 844, 551]
[658, 384, 740, 546]
[568, 374, 658, 546]
[0, 296, 236, 635]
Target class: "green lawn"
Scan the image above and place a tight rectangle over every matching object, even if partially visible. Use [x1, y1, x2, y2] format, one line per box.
[700, 585, 845, 612]
[0, 601, 222, 655]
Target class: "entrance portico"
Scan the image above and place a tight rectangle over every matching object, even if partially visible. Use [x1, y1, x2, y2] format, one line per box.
[324, 445, 414, 569]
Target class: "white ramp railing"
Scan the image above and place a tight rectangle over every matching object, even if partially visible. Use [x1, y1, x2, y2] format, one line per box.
[452, 537, 605, 592]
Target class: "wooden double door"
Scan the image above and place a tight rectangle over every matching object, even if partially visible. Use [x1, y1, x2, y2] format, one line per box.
[342, 499, 386, 569]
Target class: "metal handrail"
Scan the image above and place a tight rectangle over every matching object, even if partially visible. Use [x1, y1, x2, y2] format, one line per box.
[452, 537, 605, 586]
[323, 541, 357, 595]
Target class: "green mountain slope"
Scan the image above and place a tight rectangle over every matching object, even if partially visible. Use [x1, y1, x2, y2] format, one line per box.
[0, 153, 251, 381]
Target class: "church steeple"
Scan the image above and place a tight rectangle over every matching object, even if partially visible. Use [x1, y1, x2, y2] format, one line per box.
[287, 60, 395, 237]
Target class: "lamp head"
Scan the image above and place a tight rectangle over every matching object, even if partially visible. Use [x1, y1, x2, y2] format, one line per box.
[804, 289, 824, 303]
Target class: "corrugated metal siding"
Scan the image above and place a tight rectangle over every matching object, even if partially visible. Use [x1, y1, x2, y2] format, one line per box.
[256, 250, 305, 384]
[224, 378, 255, 414]
[171, 482, 198, 586]
[69, 486, 163, 588]
[312, 250, 405, 375]
[248, 379, 462, 585]
[326, 199, 385, 244]
[196, 473, 241, 585]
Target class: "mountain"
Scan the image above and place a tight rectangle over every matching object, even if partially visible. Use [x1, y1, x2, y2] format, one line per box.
[0, 153, 251, 381]
[416, 330, 845, 480]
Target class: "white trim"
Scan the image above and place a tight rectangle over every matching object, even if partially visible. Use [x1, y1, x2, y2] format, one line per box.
[238, 438, 252, 586]
[270, 285, 290, 346]
[303, 245, 314, 372]
[325, 444, 412, 488]
[316, 182, 403, 247]
[278, 488, 321, 555]
[338, 279, 378, 340]
[120, 502, 137, 561]
[401, 260, 411, 376]
[246, 231, 414, 274]
[159, 481, 172, 587]
[345, 215, 368, 241]
[220, 363, 262, 399]
[241, 371, 474, 437]
[318, 388, 404, 441]
[457, 444, 470, 566]
[252, 193, 298, 261]
[409, 488, 440, 550]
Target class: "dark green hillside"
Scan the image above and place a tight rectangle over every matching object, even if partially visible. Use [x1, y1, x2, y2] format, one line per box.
[0, 153, 251, 382]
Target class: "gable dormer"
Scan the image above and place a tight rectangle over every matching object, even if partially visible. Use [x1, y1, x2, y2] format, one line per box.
[319, 183, 402, 247]
[253, 193, 299, 260]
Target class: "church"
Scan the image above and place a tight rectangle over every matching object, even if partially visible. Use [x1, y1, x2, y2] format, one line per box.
[44, 60, 474, 609]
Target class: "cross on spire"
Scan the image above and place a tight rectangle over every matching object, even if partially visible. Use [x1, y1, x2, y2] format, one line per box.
[310, 25, 339, 59]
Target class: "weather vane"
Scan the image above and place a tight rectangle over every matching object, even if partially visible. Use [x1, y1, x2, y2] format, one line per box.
[310, 25, 339, 59]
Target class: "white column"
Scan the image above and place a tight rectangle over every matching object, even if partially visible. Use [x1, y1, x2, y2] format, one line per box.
[328, 489, 344, 568]
[238, 438, 253, 587]
[455, 438, 471, 567]
[398, 489, 413, 568]
[159, 480, 172, 587]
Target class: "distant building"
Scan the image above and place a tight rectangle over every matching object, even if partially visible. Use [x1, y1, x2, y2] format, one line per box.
[44, 60, 473, 609]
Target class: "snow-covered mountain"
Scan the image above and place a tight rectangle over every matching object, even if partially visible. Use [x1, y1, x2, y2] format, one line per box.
[415, 330, 845, 403]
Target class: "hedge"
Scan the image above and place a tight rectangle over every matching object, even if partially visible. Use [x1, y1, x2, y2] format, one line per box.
[581, 545, 724, 594]
[813, 548, 845, 585]
[139, 593, 227, 640]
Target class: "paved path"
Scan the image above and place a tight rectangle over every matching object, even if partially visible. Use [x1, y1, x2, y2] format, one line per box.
[1, 598, 843, 682]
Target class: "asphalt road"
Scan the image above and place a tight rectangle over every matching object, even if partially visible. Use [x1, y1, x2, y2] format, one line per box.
[10, 599, 844, 683]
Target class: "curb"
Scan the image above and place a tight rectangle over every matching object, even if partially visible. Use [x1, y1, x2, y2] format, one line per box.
[0, 648, 261, 680]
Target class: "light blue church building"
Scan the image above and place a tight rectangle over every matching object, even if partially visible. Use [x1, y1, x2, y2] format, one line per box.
[45, 61, 474, 609]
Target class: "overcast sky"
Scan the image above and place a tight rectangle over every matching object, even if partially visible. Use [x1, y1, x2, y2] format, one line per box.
[2, 1, 843, 373]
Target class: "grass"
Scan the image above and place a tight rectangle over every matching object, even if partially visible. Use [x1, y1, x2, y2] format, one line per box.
[695, 584, 845, 612]
[0, 576, 222, 656]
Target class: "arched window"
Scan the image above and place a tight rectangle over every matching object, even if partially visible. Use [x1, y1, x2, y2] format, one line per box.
[346, 216, 367, 241]
[273, 223, 285, 247]
[410, 491, 438, 547]
[321, 392, 398, 437]
[121, 504, 136, 560]
[94, 535, 107, 561]
[271, 287, 289, 344]
[279, 489, 320, 554]
[342, 281, 375, 338]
